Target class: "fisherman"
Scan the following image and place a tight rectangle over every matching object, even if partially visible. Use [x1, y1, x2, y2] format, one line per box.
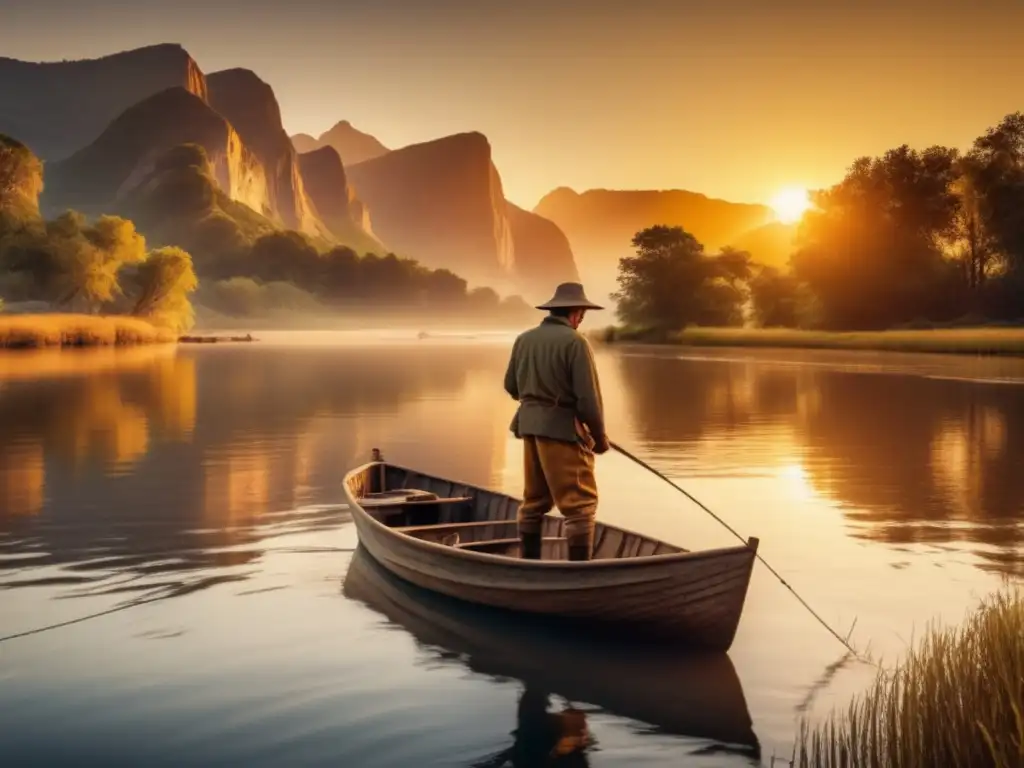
[503, 282, 609, 562]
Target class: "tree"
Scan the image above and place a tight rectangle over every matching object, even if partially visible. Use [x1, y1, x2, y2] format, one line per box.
[46, 212, 148, 310]
[423, 268, 467, 303]
[749, 265, 803, 327]
[969, 112, 1024, 271]
[791, 145, 962, 329]
[0, 134, 43, 222]
[946, 157, 1000, 293]
[467, 285, 500, 310]
[612, 225, 749, 331]
[127, 246, 199, 332]
[499, 294, 532, 318]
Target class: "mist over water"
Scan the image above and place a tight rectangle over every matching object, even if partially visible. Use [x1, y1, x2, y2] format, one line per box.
[1, 335, 1021, 765]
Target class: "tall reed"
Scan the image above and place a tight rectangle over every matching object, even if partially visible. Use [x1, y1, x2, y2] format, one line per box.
[793, 586, 1024, 767]
[0, 314, 174, 348]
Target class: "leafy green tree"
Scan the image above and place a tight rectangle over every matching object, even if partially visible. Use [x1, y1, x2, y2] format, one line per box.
[127, 246, 199, 331]
[612, 225, 750, 331]
[46, 212, 148, 310]
[0, 134, 43, 222]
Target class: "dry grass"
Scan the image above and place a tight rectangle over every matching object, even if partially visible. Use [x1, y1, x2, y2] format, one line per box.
[0, 314, 176, 349]
[792, 586, 1024, 768]
[599, 326, 1024, 356]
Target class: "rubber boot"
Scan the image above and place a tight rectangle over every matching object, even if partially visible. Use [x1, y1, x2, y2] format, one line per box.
[567, 530, 593, 561]
[520, 531, 542, 560]
[568, 544, 592, 561]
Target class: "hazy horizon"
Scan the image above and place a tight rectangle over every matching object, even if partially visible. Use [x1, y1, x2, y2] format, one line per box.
[3, 0, 1023, 210]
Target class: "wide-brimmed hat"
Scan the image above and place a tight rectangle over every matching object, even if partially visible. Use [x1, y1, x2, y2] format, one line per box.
[535, 282, 604, 310]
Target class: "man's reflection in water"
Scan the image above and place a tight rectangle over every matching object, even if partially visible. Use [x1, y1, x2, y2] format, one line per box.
[474, 686, 592, 767]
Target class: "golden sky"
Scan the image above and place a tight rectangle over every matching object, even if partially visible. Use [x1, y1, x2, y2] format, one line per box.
[2, 0, 1023, 208]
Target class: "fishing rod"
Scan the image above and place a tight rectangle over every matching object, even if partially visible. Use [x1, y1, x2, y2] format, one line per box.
[610, 441, 862, 659]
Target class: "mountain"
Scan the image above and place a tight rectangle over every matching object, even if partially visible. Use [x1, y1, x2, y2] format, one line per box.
[505, 203, 579, 300]
[0, 43, 207, 161]
[290, 120, 389, 166]
[346, 131, 580, 295]
[346, 132, 516, 287]
[727, 221, 797, 270]
[296, 145, 382, 253]
[123, 142, 278, 269]
[42, 87, 272, 219]
[206, 68, 322, 235]
[534, 187, 774, 303]
[291, 133, 320, 154]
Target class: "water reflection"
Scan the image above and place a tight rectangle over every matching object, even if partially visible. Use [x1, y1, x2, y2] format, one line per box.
[470, 687, 592, 768]
[0, 345, 516, 604]
[1, 340, 1022, 765]
[343, 548, 761, 763]
[614, 352, 1024, 574]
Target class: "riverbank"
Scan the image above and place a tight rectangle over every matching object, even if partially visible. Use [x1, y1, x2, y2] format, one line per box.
[595, 326, 1024, 357]
[0, 314, 176, 349]
[793, 586, 1023, 767]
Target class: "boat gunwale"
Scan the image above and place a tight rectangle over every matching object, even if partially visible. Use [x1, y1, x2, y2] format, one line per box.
[343, 460, 758, 571]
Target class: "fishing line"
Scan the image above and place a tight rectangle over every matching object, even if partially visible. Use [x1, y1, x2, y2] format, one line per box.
[610, 441, 864, 660]
[0, 590, 170, 645]
[0, 547, 360, 646]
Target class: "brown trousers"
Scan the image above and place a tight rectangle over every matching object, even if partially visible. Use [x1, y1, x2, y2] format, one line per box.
[517, 435, 597, 547]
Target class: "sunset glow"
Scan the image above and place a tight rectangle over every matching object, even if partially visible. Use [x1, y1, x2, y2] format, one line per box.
[770, 187, 811, 224]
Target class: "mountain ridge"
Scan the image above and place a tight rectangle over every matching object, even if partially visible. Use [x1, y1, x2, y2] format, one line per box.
[206, 68, 322, 236]
[290, 120, 390, 166]
[534, 186, 776, 303]
[0, 43, 208, 161]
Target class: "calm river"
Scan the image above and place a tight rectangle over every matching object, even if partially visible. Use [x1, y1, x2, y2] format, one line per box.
[1, 333, 1022, 766]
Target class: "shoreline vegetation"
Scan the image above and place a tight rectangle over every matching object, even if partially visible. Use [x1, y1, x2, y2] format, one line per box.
[0, 314, 261, 348]
[791, 586, 1023, 768]
[0, 313, 175, 348]
[595, 325, 1024, 357]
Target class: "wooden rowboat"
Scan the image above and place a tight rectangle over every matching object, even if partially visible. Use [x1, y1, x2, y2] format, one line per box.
[343, 450, 760, 652]
[343, 548, 762, 759]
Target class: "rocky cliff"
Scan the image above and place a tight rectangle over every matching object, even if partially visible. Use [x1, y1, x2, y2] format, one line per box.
[505, 203, 579, 301]
[42, 87, 271, 219]
[123, 143, 278, 271]
[290, 120, 390, 165]
[206, 68, 321, 236]
[533, 187, 774, 303]
[297, 145, 382, 253]
[0, 43, 208, 162]
[347, 132, 515, 286]
[347, 131, 578, 294]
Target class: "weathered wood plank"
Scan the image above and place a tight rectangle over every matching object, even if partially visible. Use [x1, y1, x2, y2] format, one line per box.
[343, 458, 758, 651]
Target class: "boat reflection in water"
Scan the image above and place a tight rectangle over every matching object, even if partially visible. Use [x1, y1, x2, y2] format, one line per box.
[342, 548, 761, 766]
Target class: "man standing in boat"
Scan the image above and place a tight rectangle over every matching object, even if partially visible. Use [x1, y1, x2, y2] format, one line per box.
[503, 282, 609, 562]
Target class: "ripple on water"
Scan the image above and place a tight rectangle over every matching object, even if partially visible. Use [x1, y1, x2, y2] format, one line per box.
[1, 341, 1022, 765]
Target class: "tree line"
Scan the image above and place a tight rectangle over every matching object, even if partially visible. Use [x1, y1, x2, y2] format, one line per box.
[1, 134, 197, 331]
[614, 111, 1024, 332]
[0, 138, 533, 327]
[126, 143, 533, 322]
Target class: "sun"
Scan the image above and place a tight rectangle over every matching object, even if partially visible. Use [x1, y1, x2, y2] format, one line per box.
[770, 186, 811, 224]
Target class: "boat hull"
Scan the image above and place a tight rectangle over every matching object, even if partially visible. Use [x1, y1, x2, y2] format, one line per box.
[344, 460, 757, 651]
[343, 547, 761, 756]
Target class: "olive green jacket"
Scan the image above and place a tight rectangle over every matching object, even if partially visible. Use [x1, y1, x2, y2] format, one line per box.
[503, 316, 606, 444]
